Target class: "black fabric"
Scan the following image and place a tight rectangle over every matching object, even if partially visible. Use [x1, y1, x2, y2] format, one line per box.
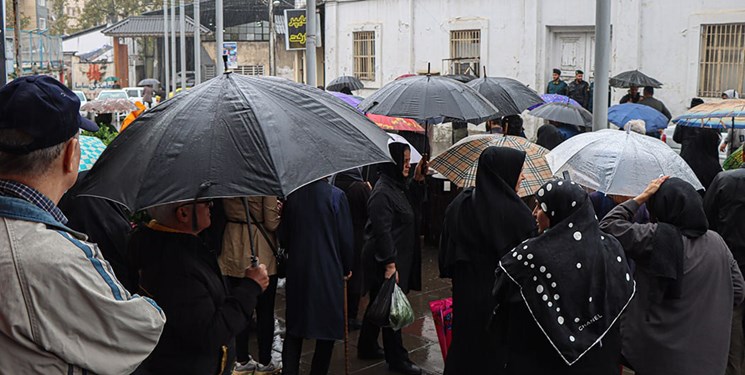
[365, 275, 397, 327]
[379, 143, 410, 185]
[438, 146, 536, 374]
[619, 92, 640, 104]
[282, 334, 335, 375]
[58, 171, 135, 292]
[536, 124, 566, 150]
[130, 226, 262, 375]
[646, 177, 709, 300]
[231, 275, 278, 365]
[568, 80, 591, 109]
[496, 179, 635, 366]
[673, 126, 722, 190]
[278, 180, 354, 341]
[705, 168, 745, 267]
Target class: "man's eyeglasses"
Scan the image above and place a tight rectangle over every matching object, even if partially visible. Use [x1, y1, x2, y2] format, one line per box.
[175, 200, 214, 209]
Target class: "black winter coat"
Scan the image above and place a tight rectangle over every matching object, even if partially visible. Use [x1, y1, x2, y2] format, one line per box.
[362, 174, 424, 294]
[130, 225, 261, 375]
[705, 168, 745, 267]
[674, 125, 722, 190]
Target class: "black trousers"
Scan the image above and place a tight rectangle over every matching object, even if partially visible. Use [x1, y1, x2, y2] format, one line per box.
[282, 334, 335, 375]
[230, 275, 278, 365]
[358, 279, 409, 365]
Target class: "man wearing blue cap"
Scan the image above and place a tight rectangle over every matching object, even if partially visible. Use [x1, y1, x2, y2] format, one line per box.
[0, 76, 166, 374]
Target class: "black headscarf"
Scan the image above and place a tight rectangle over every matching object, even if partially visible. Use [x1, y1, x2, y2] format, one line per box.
[644, 177, 708, 300]
[497, 179, 635, 365]
[536, 124, 565, 150]
[439, 146, 535, 277]
[379, 142, 409, 185]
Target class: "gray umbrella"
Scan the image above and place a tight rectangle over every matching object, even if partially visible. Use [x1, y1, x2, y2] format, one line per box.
[358, 75, 499, 125]
[137, 78, 160, 86]
[609, 70, 662, 88]
[76, 73, 392, 212]
[327, 76, 364, 92]
[529, 102, 593, 128]
[467, 77, 544, 116]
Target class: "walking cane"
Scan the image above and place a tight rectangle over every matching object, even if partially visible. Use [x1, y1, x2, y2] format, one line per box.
[344, 278, 350, 375]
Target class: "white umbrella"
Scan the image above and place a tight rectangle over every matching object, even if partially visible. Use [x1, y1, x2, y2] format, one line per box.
[388, 133, 422, 164]
[546, 129, 703, 196]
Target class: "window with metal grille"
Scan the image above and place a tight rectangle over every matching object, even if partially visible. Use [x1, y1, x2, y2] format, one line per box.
[450, 29, 480, 75]
[353, 31, 375, 81]
[698, 23, 745, 98]
[236, 65, 265, 76]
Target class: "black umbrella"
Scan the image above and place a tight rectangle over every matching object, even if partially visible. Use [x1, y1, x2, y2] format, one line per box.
[528, 102, 593, 128]
[137, 78, 160, 86]
[443, 74, 478, 83]
[327, 76, 364, 92]
[358, 75, 499, 125]
[609, 70, 662, 88]
[77, 73, 392, 212]
[467, 76, 544, 116]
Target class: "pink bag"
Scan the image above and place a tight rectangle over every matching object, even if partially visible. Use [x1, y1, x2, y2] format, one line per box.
[429, 297, 453, 361]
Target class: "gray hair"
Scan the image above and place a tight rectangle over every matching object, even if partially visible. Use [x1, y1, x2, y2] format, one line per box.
[0, 129, 73, 176]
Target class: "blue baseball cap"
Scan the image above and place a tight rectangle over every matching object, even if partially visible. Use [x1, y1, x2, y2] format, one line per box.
[0, 75, 99, 154]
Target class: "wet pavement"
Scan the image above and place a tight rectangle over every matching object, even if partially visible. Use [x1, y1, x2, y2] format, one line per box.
[243, 242, 450, 375]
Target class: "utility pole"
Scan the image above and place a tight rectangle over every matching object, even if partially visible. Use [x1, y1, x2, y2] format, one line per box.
[179, 0, 186, 89]
[163, 0, 170, 97]
[0, 0, 7, 85]
[268, 0, 275, 76]
[592, 0, 611, 131]
[305, 0, 316, 86]
[12, 0, 20, 77]
[170, 0, 176, 92]
[193, 0, 201, 84]
[215, 0, 223, 74]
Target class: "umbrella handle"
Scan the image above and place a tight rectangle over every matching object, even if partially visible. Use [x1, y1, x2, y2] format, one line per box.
[241, 197, 259, 267]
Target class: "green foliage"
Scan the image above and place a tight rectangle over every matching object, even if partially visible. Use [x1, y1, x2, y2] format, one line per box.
[77, 0, 162, 31]
[82, 123, 118, 146]
[49, 0, 72, 35]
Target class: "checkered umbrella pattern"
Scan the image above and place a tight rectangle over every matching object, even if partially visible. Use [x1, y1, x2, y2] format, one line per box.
[79, 135, 107, 172]
[430, 134, 552, 197]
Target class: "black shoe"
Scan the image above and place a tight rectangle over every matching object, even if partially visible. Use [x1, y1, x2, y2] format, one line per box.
[388, 361, 421, 375]
[348, 319, 363, 331]
[357, 347, 385, 360]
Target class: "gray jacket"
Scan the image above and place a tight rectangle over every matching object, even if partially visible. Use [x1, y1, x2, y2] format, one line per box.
[600, 200, 744, 375]
[0, 195, 166, 374]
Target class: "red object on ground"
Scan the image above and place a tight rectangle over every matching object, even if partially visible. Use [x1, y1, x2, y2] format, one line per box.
[429, 297, 453, 361]
[366, 113, 425, 133]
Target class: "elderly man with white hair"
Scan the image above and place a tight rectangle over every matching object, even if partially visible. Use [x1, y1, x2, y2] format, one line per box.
[129, 198, 269, 375]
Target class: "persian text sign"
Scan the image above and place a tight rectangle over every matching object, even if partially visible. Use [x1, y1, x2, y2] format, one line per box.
[284, 9, 306, 50]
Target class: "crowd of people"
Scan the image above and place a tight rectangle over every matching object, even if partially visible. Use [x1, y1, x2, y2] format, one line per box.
[2, 72, 745, 375]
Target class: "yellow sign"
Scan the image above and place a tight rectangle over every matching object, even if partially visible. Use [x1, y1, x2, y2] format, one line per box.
[288, 15, 306, 28]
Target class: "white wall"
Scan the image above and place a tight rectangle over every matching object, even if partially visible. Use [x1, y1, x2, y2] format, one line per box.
[62, 29, 112, 58]
[325, 0, 745, 117]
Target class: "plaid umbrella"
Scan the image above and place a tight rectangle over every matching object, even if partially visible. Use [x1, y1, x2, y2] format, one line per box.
[366, 113, 425, 133]
[430, 134, 552, 197]
[79, 135, 107, 172]
[672, 99, 745, 129]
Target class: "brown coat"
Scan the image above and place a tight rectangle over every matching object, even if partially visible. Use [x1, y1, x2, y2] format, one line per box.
[219, 196, 280, 277]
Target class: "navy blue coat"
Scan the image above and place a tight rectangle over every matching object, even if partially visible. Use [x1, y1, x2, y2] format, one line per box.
[279, 180, 354, 340]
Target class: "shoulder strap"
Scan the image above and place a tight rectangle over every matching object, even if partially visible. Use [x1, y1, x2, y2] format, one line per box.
[247, 210, 280, 257]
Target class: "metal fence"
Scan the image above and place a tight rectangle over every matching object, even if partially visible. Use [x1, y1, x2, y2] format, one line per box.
[4, 29, 64, 74]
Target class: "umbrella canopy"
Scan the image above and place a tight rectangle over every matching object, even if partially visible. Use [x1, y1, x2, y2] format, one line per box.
[76, 73, 392, 211]
[358, 75, 499, 125]
[467, 77, 544, 117]
[528, 102, 593, 128]
[529, 94, 581, 110]
[546, 129, 702, 196]
[609, 70, 662, 88]
[723, 145, 744, 170]
[366, 113, 425, 133]
[79, 135, 107, 172]
[443, 74, 478, 83]
[388, 133, 423, 164]
[329, 91, 363, 110]
[672, 99, 745, 129]
[608, 103, 670, 131]
[138, 78, 160, 86]
[327, 75, 364, 92]
[81, 98, 137, 114]
[430, 134, 552, 197]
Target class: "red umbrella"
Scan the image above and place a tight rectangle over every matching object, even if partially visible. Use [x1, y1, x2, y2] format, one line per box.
[366, 113, 425, 133]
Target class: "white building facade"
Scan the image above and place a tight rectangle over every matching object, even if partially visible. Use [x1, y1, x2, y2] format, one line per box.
[324, 0, 745, 117]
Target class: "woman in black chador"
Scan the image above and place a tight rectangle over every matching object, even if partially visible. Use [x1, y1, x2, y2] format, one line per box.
[439, 146, 536, 374]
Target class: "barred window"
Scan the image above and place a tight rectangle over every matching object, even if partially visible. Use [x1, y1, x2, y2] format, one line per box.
[236, 65, 265, 76]
[450, 30, 480, 75]
[353, 31, 375, 81]
[698, 23, 745, 98]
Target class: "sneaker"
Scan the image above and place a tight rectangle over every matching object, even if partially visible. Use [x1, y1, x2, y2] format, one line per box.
[255, 363, 281, 375]
[233, 357, 258, 375]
